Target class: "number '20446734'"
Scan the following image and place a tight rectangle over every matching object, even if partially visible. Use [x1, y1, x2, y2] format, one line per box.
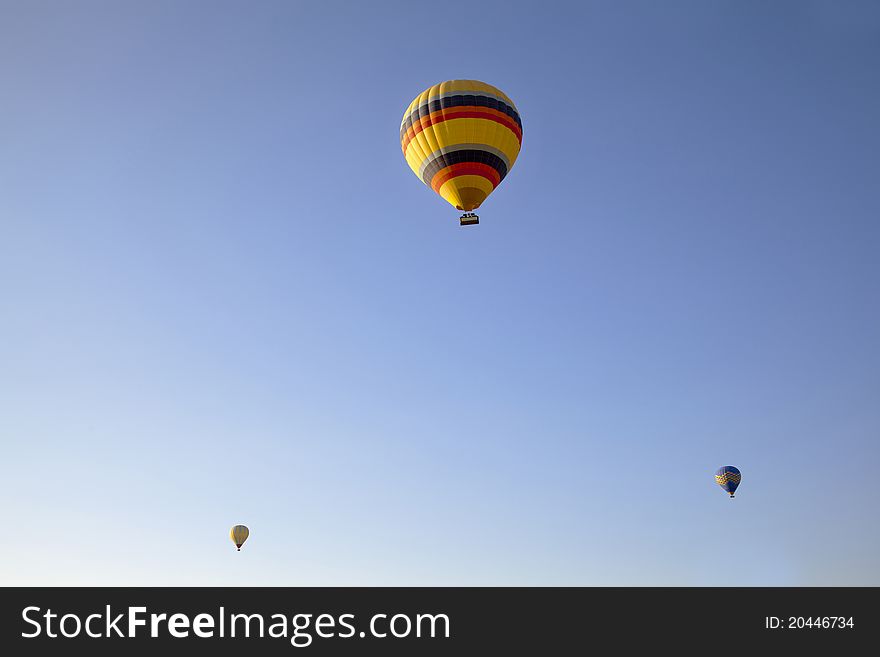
[765, 617, 854, 629]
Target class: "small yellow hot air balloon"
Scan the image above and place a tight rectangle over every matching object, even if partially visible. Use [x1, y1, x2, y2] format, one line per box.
[400, 79, 522, 226]
[230, 525, 249, 551]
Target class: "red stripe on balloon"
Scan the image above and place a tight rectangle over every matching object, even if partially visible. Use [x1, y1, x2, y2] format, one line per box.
[430, 162, 501, 192]
[401, 108, 522, 153]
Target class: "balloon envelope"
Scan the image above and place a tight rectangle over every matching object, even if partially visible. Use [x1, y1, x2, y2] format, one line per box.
[230, 525, 249, 551]
[400, 79, 522, 214]
[715, 466, 741, 497]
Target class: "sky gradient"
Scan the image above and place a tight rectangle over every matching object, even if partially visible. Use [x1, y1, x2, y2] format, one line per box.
[2, 0, 879, 586]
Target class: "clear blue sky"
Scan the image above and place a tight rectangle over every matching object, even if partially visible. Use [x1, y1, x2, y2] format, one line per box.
[2, 0, 878, 586]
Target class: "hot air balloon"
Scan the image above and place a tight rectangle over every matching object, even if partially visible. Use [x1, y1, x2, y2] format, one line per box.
[230, 524, 249, 551]
[400, 80, 522, 226]
[715, 466, 741, 498]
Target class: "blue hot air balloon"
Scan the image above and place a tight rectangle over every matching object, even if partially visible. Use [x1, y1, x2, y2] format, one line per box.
[715, 466, 741, 498]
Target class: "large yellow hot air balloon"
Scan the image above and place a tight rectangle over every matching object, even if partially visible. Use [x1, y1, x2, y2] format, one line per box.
[400, 80, 522, 226]
[230, 525, 249, 551]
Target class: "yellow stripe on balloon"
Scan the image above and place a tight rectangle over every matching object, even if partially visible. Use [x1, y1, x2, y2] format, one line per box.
[404, 118, 521, 167]
[402, 80, 518, 120]
[437, 175, 494, 211]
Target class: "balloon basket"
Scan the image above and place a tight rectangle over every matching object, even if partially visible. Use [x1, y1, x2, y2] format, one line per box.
[460, 213, 479, 226]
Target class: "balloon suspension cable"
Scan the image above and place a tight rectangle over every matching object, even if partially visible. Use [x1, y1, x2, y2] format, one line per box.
[460, 212, 479, 226]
